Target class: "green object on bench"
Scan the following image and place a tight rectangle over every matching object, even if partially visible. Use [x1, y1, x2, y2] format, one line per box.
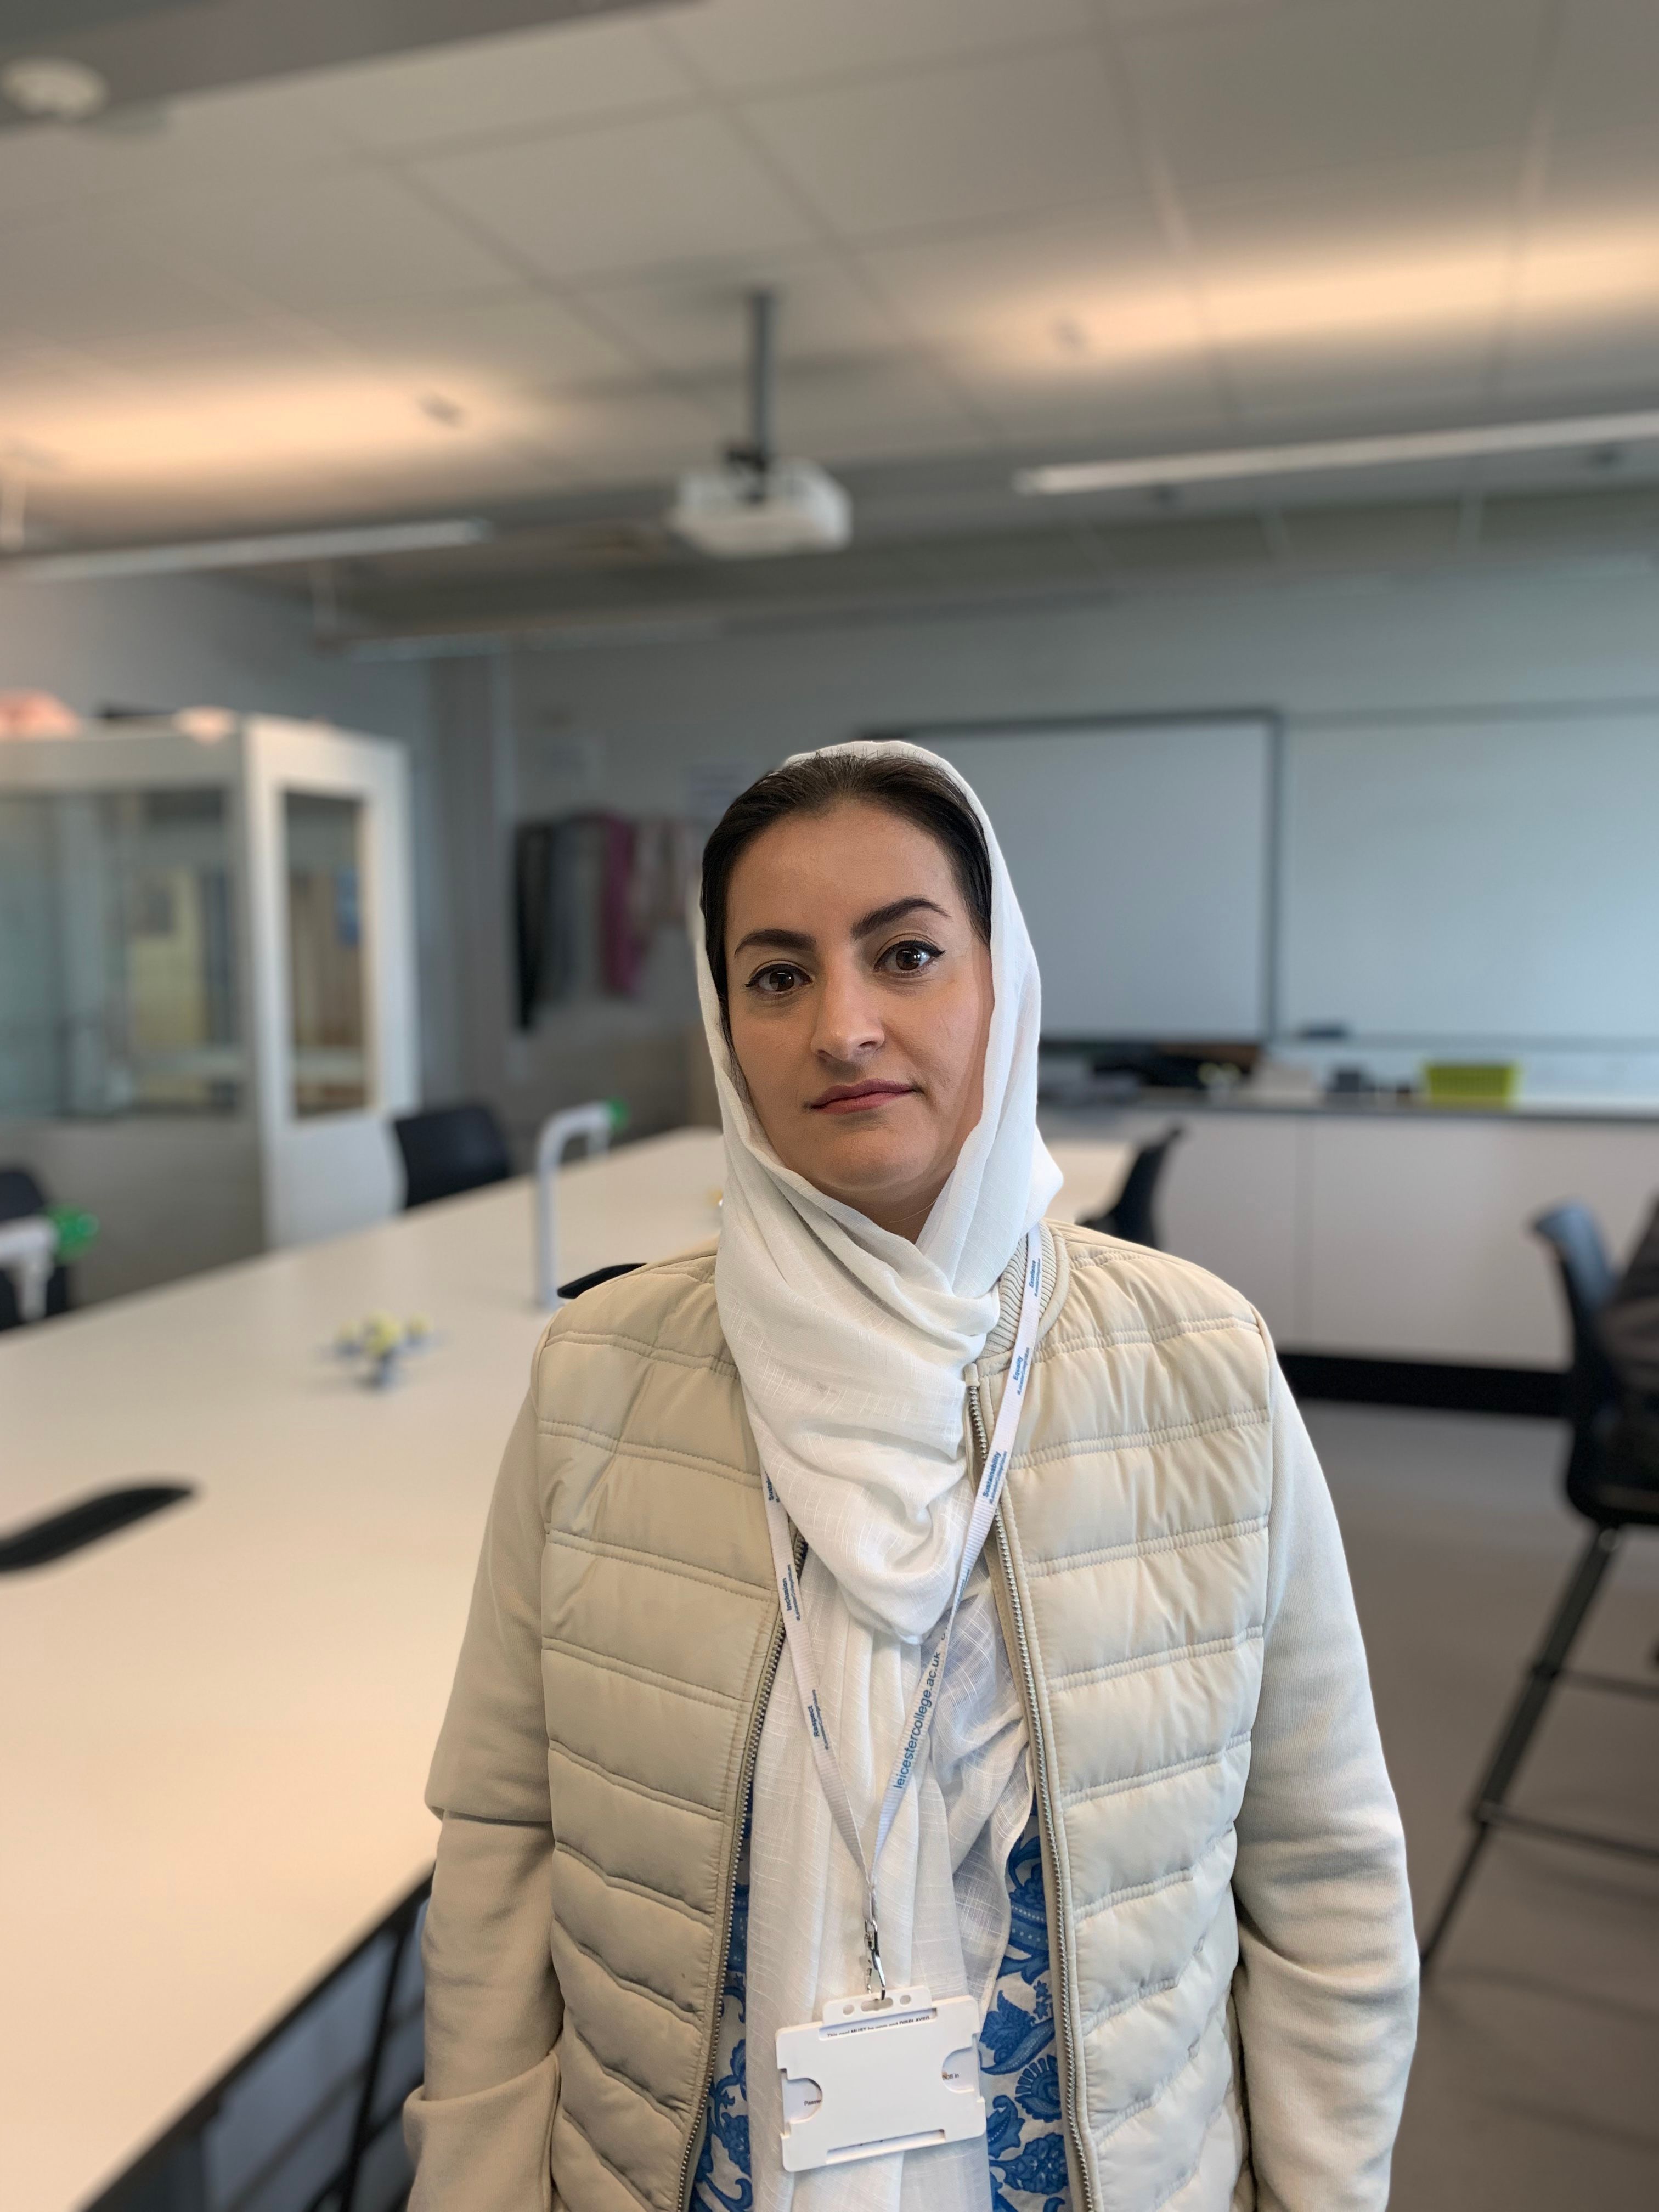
[47, 1205, 99, 1261]
[1421, 1062, 1519, 1106]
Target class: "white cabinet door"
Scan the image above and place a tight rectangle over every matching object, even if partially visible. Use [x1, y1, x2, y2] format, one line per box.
[243, 719, 419, 1249]
[1082, 1108, 1304, 1342]
[1304, 1117, 1659, 1363]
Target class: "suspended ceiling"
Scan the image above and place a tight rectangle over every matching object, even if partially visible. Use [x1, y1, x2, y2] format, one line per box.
[0, 0, 1656, 574]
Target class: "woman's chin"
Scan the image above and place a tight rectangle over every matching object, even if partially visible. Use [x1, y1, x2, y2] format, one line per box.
[798, 1138, 939, 1220]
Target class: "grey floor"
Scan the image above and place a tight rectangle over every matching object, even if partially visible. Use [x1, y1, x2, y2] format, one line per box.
[1307, 1401, 1659, 2212]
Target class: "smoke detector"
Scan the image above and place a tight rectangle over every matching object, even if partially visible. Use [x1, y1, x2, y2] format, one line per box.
[2, 56, 109, 122]
[667, 290, 852, 560]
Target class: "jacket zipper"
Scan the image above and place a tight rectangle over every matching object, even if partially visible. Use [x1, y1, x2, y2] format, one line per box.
[674, 1569, 791, 2212]
[969, 1375, 1097, 2212]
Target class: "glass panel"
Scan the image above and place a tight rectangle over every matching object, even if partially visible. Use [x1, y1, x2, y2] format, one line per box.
[0, 786, 242, 1117]
[284, 791, 368, 1117]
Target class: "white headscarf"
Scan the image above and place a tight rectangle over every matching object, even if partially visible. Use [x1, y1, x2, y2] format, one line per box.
[696, 740, 1062, 2212]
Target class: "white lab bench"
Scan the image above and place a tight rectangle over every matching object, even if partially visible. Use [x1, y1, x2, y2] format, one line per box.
[1046, 1097, 1659, 1368]
[1, 1126, 1128, 2212]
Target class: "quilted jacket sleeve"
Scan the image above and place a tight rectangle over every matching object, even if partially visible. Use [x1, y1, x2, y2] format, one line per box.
[405, 1392, 563, 2212]
[1229, 1345, 1419, 2211]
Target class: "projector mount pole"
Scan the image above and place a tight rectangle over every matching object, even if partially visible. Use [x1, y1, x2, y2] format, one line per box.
[727, 287, 776, 501]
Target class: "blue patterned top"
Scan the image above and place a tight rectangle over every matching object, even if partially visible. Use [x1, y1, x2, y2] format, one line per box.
[691, 1813, 1066, 2212]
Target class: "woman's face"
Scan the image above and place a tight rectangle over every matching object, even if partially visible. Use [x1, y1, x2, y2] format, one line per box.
[723, 800, 994, 1239]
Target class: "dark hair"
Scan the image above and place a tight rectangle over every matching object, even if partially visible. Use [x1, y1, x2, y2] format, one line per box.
[702, 749, 992, 1011]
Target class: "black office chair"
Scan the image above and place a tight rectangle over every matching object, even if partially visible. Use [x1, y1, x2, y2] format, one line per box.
[1080, 1125, 1185, 1250]
[0, 1165, 72, 1330]
[393, 1103, 513, 1210]
[1419, 1201, 1659, 1970]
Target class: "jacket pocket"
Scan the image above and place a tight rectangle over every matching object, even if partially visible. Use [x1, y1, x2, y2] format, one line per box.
[405, 2047, 561, 2212]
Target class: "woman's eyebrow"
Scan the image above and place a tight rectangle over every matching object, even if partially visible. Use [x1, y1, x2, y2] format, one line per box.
[851, 896, 950, 940]
[732, 896, 948, 961]
[733, 925, 816, 958]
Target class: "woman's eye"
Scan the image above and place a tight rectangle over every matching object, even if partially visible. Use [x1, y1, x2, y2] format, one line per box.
[748, 963, 804, 996]
[881, 940, 942, 975]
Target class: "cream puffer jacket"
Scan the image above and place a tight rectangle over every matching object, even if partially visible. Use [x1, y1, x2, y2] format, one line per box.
[405, 1223, 1417, 2212]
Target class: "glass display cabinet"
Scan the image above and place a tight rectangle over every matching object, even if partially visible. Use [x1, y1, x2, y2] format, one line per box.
[0, 715, 418, 1275]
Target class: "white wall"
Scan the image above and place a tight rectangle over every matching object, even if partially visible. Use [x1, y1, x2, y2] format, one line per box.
[458, 555, 1659, 1115]
[500, 557, 1659, 776]
[0, 570, 427, 737]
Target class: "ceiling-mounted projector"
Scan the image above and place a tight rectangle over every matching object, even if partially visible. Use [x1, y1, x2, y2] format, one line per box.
[667, 290, 852, 559]
[669, 456, 850, 557]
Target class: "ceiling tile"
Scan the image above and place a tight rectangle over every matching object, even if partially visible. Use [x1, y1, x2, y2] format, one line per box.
[687, 351, 991, 463]
[311, 290, 637, 392]
[414, 109, 816, 282]
[1548, 0, 1659, 143]
[1216, 328, 1495, 426]
[1100, 0, 1277, 21]
[26, 474, 369, 541]
[1494, 297, 1659, 410]
[0, 339, 581, 521]
[1181, 151, 1517, 264]
[71, 300, 641, 459]
[743, 42, 1147, 240]
[573, 256, 907, 373]
[949, 352, 1226, 447]
[1532, 126, 1659, 222]
[142, 169, 520, 312]
[514, 383, 726, 487]
[1496, 207, 1659, 409]
[298, 15, 695, 154]
[0, 212, 239, 348]
[1182, 156, 1514, 389]
[659, 0, 1094, 93]
[328, 439, 579, 507]
[856, 208, 1225, 449]
[0, 80, 356, 231]
[859, 212, 1196, 374]
[1124, 0, 1549, 191]
[72, 320, 356, 400]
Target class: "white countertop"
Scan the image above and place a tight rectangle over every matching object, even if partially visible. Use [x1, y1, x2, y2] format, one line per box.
[1, 1127, 1130, 2212]
[1043, 1087, 1659, 1125]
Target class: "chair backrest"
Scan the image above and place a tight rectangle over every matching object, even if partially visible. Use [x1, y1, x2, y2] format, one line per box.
[1087, 1125, 1184, 1249]
[0, 1165, 48, 1223]
[0, 1163, 69, 1330]
[393, 1103, 512, 1210]
[1531, 1203, 1623, 1514]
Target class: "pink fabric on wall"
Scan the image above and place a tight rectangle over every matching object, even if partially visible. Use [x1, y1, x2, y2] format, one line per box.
[598, 815, 641, 996]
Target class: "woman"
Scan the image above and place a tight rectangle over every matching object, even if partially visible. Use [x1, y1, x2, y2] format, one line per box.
[406, 743, 1418, 2212]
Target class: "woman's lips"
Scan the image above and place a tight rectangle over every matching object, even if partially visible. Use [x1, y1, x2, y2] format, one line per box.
[810, 1081, 916, 1115]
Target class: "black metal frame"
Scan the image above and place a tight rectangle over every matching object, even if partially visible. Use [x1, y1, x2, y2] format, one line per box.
[1418, 1527, 1659, 1966]
[313, 1887, 427, 2212]
[1419, 1200, 1659, 1972]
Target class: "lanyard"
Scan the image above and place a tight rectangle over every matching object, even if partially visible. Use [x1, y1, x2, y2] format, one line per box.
[761, 1227, 1042, 1997]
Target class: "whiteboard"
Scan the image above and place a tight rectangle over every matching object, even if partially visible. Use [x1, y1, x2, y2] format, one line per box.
[924, 720, 1273, 1037]
[1281, 717, 1659, 1042]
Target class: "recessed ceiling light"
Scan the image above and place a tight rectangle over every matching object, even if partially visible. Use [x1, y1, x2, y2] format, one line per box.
[2, 55, 109, 123]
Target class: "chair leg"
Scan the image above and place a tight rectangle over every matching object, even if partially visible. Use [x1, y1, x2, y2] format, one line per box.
[1419, 1523, 1622, 1971]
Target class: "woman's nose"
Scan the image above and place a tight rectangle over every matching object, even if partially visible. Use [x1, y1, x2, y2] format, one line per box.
[812, 961, 884, 1063]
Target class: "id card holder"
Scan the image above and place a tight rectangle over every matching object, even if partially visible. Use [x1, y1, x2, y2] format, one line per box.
[775, 1985, 985, 2173]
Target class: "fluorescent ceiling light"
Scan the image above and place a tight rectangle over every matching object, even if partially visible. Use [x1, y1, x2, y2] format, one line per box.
[1014, 408, 1659, 498]
[2, 517, 492, 583]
